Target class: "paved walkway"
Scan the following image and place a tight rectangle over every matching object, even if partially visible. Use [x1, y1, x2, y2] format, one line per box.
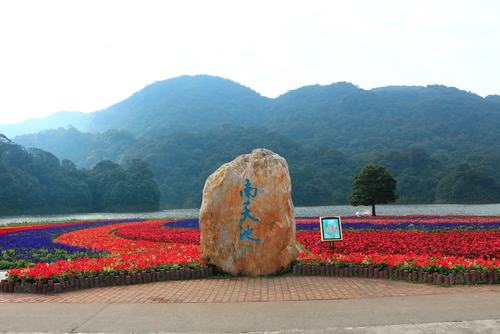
[2, 276, 500, 333]
[1, 275, 499, 303]
[1, 293, 499, 333]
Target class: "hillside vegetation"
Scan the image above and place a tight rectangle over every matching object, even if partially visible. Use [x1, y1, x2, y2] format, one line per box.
[0, 135, 159, 215]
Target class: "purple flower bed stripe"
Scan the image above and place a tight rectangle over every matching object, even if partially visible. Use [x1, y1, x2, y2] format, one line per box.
[164, 219, 500, 231]
[164, 219, 199, 229]
[299, 222, 500, 230]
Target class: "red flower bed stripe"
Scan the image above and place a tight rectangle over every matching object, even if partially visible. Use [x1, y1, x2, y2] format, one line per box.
[297, 230, 500, 259]
[115, 220, 200, 244]
[296, 252, 500, 273]
[0, 221, 92, 236]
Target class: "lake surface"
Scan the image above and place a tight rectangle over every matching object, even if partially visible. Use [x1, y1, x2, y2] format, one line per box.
[1, 203, 500, 226]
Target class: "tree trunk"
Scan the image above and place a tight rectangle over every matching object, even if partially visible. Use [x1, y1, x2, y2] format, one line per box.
[371, 202, 376, 216]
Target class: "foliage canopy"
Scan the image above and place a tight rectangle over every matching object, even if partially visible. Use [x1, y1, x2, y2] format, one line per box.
[349, 165, 397, 215]
[0, 138, 159, 215]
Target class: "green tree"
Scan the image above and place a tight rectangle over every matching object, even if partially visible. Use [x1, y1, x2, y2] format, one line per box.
[88, 160, 127, 211]
[0, 134, 161, 215]
[89, 159, 160, 212]
[348, 165, 397, 216]
[434, 164, 500, 204]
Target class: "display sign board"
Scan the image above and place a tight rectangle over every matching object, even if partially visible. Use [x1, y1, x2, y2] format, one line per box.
[319, 216, 343, 241]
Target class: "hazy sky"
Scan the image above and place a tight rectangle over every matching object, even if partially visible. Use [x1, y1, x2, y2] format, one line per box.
[1, 0, 499, 124]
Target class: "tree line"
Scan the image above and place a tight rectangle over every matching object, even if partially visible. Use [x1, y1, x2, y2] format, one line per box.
[0, 135, 159, 215]
[11, 125, 500, 211]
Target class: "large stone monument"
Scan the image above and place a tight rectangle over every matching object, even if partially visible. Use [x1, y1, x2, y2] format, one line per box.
[200, 149, 298, 276]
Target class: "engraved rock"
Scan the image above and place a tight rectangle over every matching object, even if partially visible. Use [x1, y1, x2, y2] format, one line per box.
[200, 148, 298, 276]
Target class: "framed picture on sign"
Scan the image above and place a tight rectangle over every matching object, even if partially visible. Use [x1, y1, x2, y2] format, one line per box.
[319, 216, 343, 241]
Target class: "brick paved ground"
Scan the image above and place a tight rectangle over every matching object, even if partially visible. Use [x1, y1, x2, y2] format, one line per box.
[1, 275, 499, 304]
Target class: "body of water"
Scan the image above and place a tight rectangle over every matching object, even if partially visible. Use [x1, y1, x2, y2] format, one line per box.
[1, 203, 500, 226]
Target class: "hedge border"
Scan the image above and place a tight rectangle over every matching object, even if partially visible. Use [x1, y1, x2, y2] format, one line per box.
[1, 264, 499, 294]
[0, 267, 214, 294]
[291, 263, 499, 286]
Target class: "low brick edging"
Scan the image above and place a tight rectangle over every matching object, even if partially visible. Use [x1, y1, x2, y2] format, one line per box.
[292, 263, 499, 286]
[0, 267, 214, 294]
[2, 264, 498, 294]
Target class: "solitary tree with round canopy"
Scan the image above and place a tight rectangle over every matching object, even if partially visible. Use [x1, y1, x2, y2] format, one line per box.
[348, 165, 397, 216]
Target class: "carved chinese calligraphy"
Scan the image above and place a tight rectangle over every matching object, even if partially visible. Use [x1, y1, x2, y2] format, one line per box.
[239, 178, 260, 242]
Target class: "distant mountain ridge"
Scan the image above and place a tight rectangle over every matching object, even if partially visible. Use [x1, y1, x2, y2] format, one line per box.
[3, 75, 500, 140]
[1, 75, 269, 137]
[0, 111, 90, 138]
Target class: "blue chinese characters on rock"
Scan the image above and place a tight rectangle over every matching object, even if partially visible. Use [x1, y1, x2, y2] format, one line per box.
[239, 178, 260, 243]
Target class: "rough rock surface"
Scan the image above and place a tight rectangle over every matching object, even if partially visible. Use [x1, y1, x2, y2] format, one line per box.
[200, 148, 298, 276]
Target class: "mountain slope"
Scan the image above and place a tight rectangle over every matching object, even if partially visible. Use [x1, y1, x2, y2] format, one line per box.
[268, 84, 500, 154]
[1, 75, 269, 138]
[88, 75, 270, 136]
[15, 127, 137, 167]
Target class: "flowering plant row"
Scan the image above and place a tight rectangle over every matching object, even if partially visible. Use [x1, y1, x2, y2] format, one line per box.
[0, 219, 139, 236]
[0, 222, 83, 236]
[296, 251, 500, 274]
[163, 217, 500, 230]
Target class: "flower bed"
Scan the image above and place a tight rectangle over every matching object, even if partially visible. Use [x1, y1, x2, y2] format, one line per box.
[5, 221, 202, 282]
[1, 215, 499, 293]
[297, 230, 500, 259]
[0, 220, 137, 269]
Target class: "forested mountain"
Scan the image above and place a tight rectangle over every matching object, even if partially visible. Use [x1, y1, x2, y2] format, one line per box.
[88, 76, 269, 137]
[269, 83, 500, 153]
[6, 75, 500, 210]
[0, 134, 159, 215]
[13, 126, 500, 209]
[125, 126, 354, 208]
[15, 127, 137, 167]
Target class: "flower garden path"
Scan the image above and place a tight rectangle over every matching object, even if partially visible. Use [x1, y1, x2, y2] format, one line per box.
[1, 276, 500, 333]
[1, 275, 499, 303]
